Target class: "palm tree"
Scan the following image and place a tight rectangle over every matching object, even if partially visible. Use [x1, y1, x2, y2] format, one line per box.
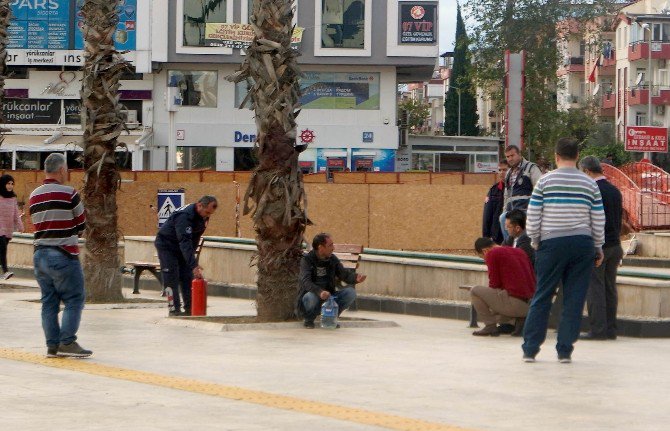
[0, 1, 12, 144]
[227, 0, 309, 321]
[80, 0, 129, 302]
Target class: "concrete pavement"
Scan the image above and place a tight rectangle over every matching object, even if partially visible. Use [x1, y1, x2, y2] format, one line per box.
[0, 281, 668, 431]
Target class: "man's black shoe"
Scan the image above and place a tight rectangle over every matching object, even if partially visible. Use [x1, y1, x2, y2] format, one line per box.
[497, 323, 515, 334]
[304, 320, 315, 329]
[511, 317, 526, 337]
[168, 310, 182, 317]
[579, 332, 607, 340]
[181, 310, 192, 316]
[607, 334, 618, 340]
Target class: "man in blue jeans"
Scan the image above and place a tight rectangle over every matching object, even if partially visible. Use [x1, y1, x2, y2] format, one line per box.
[297, 233, 366, 328]
[523, 138, 605, 363]
[29, 153, 90, 358]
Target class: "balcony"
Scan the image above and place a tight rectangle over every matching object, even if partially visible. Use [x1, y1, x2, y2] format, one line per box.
[628, 88, 651, 105]
[600, 51, 616, 75]
[629, 41, 670, 61]
[601, 92, 616, 109]
[565, 56, 584, 73]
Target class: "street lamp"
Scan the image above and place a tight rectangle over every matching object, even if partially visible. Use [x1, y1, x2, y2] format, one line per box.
[446, 85, 462, 136]
[642, 23, 653, 160]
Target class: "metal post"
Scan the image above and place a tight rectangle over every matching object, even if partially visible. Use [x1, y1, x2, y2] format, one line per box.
[646, 25, 653, 160]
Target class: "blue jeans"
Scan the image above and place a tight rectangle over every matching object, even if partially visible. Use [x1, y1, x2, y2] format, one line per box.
[522, 236, 595, 358]
[302, 286, 356, 322]
[34, 248, 86, 347]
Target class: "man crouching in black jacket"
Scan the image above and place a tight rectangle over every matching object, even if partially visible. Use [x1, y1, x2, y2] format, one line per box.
[297, 233, 367, 328]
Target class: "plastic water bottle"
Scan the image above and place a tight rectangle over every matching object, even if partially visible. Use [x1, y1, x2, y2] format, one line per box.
[320, 296, 339, 329]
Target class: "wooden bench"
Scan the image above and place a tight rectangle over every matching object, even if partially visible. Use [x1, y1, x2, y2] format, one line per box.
[125, 238, 205, 295]
[333, 243, 363, 271]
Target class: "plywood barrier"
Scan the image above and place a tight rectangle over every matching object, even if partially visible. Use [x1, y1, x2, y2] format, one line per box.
[168, 171, 202, 183]
[430, 173, 463, 185]
[398, 173, 431, 184]
[464, 173, 496, 185]
[202, 171, 235, 183]
[303, 173, 328, 183]
[135, 171, 169, 182]
[364, 172, 398, 184]
[333, 172, 365, 184]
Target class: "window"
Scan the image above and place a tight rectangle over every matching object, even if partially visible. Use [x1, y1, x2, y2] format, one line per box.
[177, 147, 216, 170]
[636, 112, 647, 126]
[321, 0, 365, 49]
[168, 71, 218, 107]
[412, 153, 434, 171]
[182, 0, 227, 47]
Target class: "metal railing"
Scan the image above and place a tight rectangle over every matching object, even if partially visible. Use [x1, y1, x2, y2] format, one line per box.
[603, 162, 670, 230]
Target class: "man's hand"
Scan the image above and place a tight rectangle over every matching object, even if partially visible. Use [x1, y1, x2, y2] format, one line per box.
[356, 274, 367, 283]
[193, 266, 204, 279]
[595, 249, 604, 268]
[319, 290, 331, 300]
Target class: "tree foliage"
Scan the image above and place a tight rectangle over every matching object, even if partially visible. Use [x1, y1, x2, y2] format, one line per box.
[464, 0, 620, 159]
[444, 3, 479, 136]
[399, 98, 430, 132]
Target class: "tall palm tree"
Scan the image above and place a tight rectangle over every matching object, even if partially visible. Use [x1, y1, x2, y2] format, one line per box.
[80, 0, 129, 302]
[0, 1, 12, 145]
[227, 0, 309, 321]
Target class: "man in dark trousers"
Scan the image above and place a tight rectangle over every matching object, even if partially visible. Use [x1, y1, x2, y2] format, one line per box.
[155, 196, 217, 316]
[579, 156, 623, 340]
[482, 160, 509, 244]
[297, 233, 366, 328]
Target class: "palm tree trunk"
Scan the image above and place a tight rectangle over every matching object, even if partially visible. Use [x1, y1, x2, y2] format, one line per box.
[227, 0, 309, 321]
[0, 2, 12, 144]
[80, 0, 129, 302]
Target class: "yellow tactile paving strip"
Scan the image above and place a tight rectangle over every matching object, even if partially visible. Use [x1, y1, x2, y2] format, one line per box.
[0, 348, 475, 431]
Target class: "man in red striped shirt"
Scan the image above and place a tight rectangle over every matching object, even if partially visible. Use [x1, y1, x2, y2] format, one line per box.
[29, 153, 91, 358]
[471, 237, 536, 337]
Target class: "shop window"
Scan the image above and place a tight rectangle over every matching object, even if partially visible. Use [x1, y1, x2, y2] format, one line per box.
[321, 0, 365, 49]
[168, 70, 218, 107]
[299, 161, 315, 174]
[7, 66, 28, 79]
[182, 0, 227, 47]
[177, 147, 216, 170]
[234, 147, 258, 171]
[0, 153, 11, 169]
[412, 153, 434, 171]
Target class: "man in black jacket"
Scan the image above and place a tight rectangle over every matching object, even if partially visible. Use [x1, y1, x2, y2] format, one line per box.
[504, 209, 535, 266]
[297, 233, 366, 328]
[482, 160, 509, 244]
[155, 196, 217, 316]
[579, 156, 623, 340]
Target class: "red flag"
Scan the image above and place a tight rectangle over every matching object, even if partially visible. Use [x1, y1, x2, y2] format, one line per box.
[588, 57, 601, 83]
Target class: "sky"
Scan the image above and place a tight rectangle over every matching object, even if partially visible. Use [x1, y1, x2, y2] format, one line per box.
[439, 0, 459, 54]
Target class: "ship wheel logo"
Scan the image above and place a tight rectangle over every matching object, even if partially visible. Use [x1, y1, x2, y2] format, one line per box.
[300, 129, 316, 144]
[410, 6, 425, 20]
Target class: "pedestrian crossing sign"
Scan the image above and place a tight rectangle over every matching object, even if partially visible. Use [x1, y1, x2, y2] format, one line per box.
[157, 189, 185, 228]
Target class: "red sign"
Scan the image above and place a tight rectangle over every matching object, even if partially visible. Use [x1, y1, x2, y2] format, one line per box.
[625, 126, 668, 152]
[326, 158, 346, 168]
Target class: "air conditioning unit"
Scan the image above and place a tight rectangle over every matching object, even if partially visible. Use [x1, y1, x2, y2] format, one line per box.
[121, 110, 140, 129]
[656, 105, 666, 115]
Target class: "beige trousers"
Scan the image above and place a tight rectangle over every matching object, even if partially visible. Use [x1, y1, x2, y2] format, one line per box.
[470, 286, 529, 326]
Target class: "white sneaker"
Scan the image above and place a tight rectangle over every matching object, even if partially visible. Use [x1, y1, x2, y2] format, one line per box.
[4, 272, 13, 280]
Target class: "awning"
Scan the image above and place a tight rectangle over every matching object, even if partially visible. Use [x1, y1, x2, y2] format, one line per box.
[0, 134, 142, 152]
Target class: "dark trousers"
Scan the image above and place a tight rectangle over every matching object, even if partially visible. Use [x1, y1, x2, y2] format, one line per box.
[0, 236, 8, 272]
[523, 236, 595, 358]
[156, 246, 193, 312]
[587, 245, 624, 338]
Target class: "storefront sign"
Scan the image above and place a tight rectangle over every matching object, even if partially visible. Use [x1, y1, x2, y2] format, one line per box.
[300, 72, 380, 110]
[2, 98, 60, 124]
[399, 3, 437, 44]
[475, 161, 499, 173]
[28, 71, 82, 99]
[204, 23, 303, 49]
[625, 126, 668, 152]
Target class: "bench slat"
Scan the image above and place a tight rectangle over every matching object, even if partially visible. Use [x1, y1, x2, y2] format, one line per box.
[333, 252, 359, 262]
[341, 261, 358, 269]
[126, 262, 160, 267]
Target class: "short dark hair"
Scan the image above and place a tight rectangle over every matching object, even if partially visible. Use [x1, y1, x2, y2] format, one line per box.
[579, 155, 603, 174]
[499, 160, 509, 166]
[505, 209, 526, 230]
[555, 137, 579, 160]
[504, 145, 520, 154]
[312, 232, 331, 250]
[474, 237, 495, 254]
[198, 195, 218, 208]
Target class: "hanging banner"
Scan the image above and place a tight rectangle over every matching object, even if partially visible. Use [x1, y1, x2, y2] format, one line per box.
[204, 23, 303, 49]
[399, 3, 437, 44]
[625, 126, 668, 153]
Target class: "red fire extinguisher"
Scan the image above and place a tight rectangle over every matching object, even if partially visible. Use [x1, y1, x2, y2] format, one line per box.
[191, 278, 207, 316]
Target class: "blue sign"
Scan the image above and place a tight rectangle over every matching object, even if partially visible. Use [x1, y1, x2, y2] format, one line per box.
[8, 0, 137, 51]
[157, 189, 185, 228]
[362, 132, 374, 143]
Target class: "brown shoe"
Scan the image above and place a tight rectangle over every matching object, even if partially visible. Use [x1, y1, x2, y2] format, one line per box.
[511, 318, 526, 337]
[473, 324, 500, 336]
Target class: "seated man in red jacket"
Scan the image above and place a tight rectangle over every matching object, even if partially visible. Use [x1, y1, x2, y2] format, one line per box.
[471, 237, 536, 337]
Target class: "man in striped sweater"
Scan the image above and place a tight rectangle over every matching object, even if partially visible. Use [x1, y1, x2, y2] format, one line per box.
[521, 138, 605, 364]
[29, 153, 91, 358]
